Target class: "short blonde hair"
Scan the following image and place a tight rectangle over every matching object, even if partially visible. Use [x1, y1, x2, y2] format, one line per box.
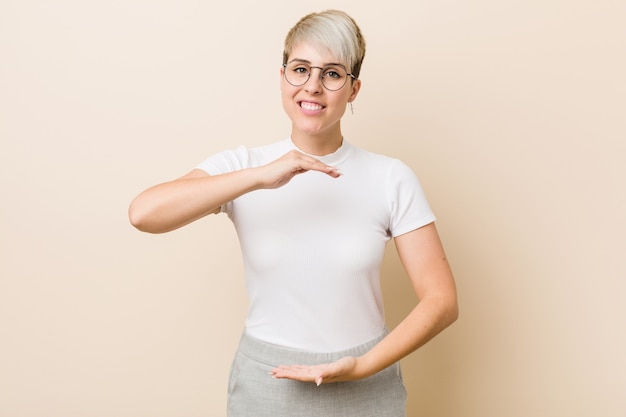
[283, 10, 366, 79]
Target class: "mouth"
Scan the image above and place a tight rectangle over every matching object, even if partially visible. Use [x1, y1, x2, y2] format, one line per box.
[299, 101, 325, 111]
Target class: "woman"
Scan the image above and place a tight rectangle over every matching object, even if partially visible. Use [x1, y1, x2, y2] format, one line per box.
[129, 9, 458, 417]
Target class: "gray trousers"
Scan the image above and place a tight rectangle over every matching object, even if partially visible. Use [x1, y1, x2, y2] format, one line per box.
[227, 330, 407, 417]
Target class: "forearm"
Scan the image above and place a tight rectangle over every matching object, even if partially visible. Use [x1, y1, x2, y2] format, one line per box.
[129, 168, 260, 233]
[352, 223, 460, 378]
[355, 293, 458, 379]
[270, 292, 458, 385]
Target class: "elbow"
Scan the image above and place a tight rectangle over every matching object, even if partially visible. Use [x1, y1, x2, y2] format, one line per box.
[432, 290, 459, 329]
[128, 198, 186, 234]
[448, 298, 459, 325]
[444, 291, 460, 326]
[441, 275, 460, 325]
[128, 202, 148, 232]
[128, 199, 160, 234]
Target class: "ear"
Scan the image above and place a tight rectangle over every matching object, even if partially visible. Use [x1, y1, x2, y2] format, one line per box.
[348, 79, 362, 103]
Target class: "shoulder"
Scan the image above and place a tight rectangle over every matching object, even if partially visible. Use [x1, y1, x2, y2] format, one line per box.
[196, 138, 291, 174]
[347, 144, 427, 201]
[348, 143, 415, 177]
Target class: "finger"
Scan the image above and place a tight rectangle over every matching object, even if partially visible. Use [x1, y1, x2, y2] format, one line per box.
[295, 155, 341, 176]
[271, 370, 326, 385]
[281, 150, 342, 179]
[271, 365, 315, 376]
[270, 366, 318, 380]
[305, 161, 342, 178]
[273, 364, 306, 368]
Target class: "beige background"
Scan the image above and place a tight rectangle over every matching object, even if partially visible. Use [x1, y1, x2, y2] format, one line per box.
[1, 0, 625, 416]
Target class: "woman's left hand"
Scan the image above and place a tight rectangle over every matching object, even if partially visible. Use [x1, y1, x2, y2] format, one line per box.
[270, 356, 358, 386]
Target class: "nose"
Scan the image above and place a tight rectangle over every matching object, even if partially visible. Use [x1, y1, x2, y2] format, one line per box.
[304, 67, 324, 93]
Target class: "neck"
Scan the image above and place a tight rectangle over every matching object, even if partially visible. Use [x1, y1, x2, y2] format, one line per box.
[290, 129, 343, 156]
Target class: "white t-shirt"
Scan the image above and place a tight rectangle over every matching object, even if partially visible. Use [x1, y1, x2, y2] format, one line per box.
[197, 138, 435, 351]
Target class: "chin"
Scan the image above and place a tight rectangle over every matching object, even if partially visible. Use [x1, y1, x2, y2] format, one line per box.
[296, 126, 331, 138]
[295, 118, 341, 136]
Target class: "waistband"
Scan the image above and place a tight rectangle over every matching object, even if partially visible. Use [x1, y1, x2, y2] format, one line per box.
[236, 328, 388, 366]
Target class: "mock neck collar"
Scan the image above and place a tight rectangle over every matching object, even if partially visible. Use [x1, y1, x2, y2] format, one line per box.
[286, 137, 353, 166]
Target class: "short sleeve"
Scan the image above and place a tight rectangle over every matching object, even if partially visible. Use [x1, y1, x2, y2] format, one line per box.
[195, 145, 251, 214]
[195, 145, 250, 176]
[387, 159, 436, 237]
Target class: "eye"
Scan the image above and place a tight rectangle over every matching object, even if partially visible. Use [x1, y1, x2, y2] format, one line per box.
[292, 66, 309, 75]
[323, 68, 344, 79]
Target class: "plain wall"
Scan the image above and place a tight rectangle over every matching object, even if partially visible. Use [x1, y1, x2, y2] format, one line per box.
[1, 1, 624, 416]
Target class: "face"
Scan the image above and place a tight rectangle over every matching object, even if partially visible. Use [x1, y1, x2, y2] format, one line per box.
[280, 42, 361, 143]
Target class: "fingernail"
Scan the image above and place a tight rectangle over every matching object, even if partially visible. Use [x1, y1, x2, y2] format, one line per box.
[316, 377, 323, 386]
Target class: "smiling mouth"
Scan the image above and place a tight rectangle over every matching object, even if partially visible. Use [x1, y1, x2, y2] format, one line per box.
[299, 101, 325, 111]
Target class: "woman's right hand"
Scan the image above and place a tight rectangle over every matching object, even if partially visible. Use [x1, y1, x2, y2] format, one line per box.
[255, 150, 341, 189]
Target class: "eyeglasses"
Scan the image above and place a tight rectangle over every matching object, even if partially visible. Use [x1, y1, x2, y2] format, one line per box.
[282, 61, 356, 91]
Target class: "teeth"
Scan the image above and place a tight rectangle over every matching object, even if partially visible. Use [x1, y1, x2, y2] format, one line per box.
[300, 102, 323, 111]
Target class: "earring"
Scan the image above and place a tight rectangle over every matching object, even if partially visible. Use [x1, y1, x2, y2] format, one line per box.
[349, 102, 354, 115]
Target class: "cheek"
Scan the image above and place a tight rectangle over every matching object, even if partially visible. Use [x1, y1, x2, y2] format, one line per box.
[280, 82, 301, 104]
[331, 92, 352, 108]
[280, 87, 297, 115]
[279, 73, 288, 96]
[279, 85, 290, 104]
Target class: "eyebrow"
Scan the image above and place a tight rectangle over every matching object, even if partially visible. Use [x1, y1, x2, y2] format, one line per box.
[287, 58, 347, 69]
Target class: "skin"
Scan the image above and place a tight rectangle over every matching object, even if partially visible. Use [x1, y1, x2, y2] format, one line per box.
[128, 43, 353, 233]
[128, 41, 458, 386]
[280, 42, 361, 155]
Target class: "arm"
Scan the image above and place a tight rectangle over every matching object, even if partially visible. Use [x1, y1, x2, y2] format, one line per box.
[271, 222, 458, 384]
[355, 222, 459, 377]
[128, 150, 341, 233]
